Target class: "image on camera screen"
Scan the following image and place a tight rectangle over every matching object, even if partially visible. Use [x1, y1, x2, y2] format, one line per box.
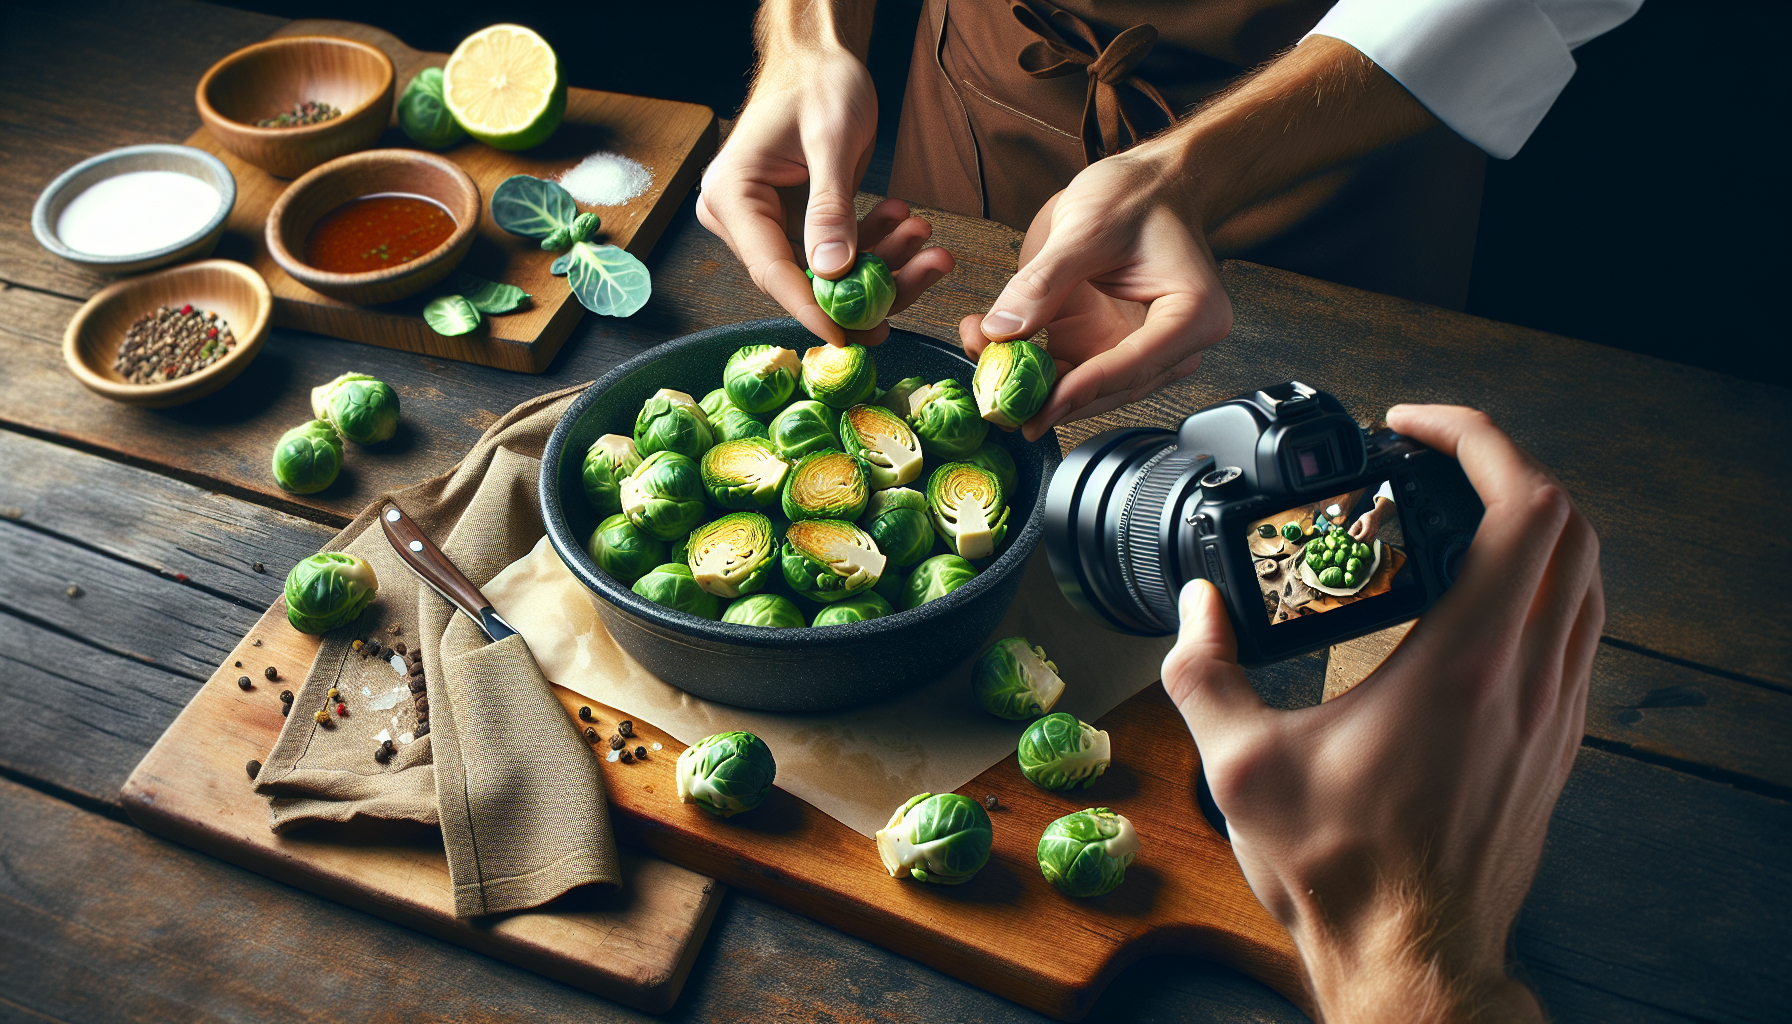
[1244, 478, 1416, 626]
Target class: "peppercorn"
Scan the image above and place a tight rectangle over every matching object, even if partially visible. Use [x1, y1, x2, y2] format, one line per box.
[408, 662, 424, 678]
[365, 641, 382, 659]
[247, 759, 261, 779]
[253, 562, 265, 574]
[264, 666, 278, 681]
[984, 794, 999, 811]
[408, 679, 426, 694]
[608, 735, 625, 750]
[327, 687, 340, 700]
[414, 722, 430, 738]
[414, 696, 428, 714]
[634, 746, 647, 760]
[578, 706, 592, 721]
[351, 640, 363, 651]
[585, 726, 598, 742]
[279, 689, 294, 704]
[282, 704, 291, 717]
[374, 746, 391, 764]
[393, 642, 407, 656]
[618, 720, 634, 738]
[235, 660, 242, 668]
[619, 749, 634, 763]
[237, 675, 251, 690]
[382, 739, 395, 754]
[314, 709, 329, 724]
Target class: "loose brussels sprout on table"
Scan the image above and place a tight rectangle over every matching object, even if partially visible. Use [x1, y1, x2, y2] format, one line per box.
[810, 254, 896, 332]
[926, 462, 1009, 560]
[839, 403, 924, 490]
[687, 512, 777, 598]
[800, 342, 878, 408]
[1037, 808, 1139, 897]
[271, 420, 343, 494]
[963, 439, 1019, 501]
[632, 562, 721, 619]
[1281, 521, 1303, 543]
[621, 450, 708, 541]
[1018, 712, 1111, 790]
[971, 638, 1065, 720]
[972, 340, 1056, 429]
[861, 487, 935, 567]
[902, 554, 978, 610]
[677, 730, 777, 817]
[876, 791, 992, 885]
[581, 433, 641, 515]
[634, 388, 714, 460]
[701, 436, 789, 510]
[284, 552, 378, 634]
[782, 449, 869, 523]
[311, 372, 401, 445]
[588, 512, 669, 586]
[768, 400, 841, 461]
[781, 518, 886, 603]
[907, 378, 988, 460]
[811, 590, 894, 626]
[723, 344, 801, 414]
[721, 592, 807, 628]
[699, 388, 770, 444]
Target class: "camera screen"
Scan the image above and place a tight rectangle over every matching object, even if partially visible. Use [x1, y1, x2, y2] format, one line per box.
[1243, 477, 1416, 626]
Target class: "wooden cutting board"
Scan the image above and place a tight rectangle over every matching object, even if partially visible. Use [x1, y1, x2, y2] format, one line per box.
[184, 21, 717, 372]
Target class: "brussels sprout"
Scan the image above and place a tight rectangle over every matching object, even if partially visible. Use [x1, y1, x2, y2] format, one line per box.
[811, 591, 894, 626]
[782, 449, 869, 523]
[1257, 523, 1277, 539]
[632, 562, 721, 619]
[283, 552, 378, 634]
[906, 379, 989, 460]
[927, 462, 1009, 560]
[1281, 521, 1302, 542]
[700, 388, 769, 443]
[634, 388, 714, 460]
[1346, 556, 1364, 574]
[875, 791, 992, 885]
[677, 731, 777, 817]
[1037, 808, 1139, 898]
[875, 376, 926, 416]
[862, 487, 935, 567]
[669, 531, 692, 566]
[810, 253, 896, 332]
[781, 518, 886, 603]
[721, 593, 807, 628]
[723, 344, 801, 414]
[620, 450, 708, 541]
[902, 553, 978, 610]
[962, 439, 1019, 500]
[687, 512, 777, 598]
[972, 340, 1056, 429]
[271, 420, 343, 494]
[1355, 542, 1371, 560]
[971, 638, 1065, 720]
[310, 372, 400, 445]
[839, 403, 923, 490]
[799, 343, 878, 408]
[581, 433, 641, 515]
[587, 512, 668, 586]
[1017, 712, 1111, 790]
[397, 66, 467, 149]
[1344, 571, 1360, 587]
[701, 436, 789, 510]
[872, 563, 909, 607]
[768, 400, 841, 461]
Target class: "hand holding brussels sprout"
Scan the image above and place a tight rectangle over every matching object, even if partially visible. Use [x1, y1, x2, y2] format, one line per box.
[781, 518, 886, 603]
[839, 403, 923, 490]
[271, 420, 344, 494]
[284, 552, 379, 634]
[632, 562, 721, 619]
[876, 792, 992, 885]
[677, 731, 777, 817]
[972, 340, 1056, 430]
[721, 593, 807, 628]
[634, 389, 714, 461]
[1037, 808, 1139, 897]
[972, 638, 1065, 720]
[1017, 712, 1111, 790]
[810, 254, 896, 332]
[926, 462, 1009, 560]
[782, 450, 869, 523]
[687, 512, 777, 598]
[722, 345, 801, 414]
[311, 372, 401, 445]
[581, 434, 641, 515]
[621, 450, 709, 541]
[588, 512, 669, 586]
[902, 554, 978, 610]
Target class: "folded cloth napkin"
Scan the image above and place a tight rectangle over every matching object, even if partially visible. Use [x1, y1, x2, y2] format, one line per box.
[254, 385, 620, 918]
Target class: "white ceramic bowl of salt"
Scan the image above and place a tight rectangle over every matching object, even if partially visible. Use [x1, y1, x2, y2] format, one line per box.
[32, 144, 237, 275]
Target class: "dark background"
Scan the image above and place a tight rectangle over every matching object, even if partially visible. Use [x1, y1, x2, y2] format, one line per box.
[221, 0, 1787, 384]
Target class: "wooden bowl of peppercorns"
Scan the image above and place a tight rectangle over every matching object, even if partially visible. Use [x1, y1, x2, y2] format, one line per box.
[62, 258, 272, 408]
[196, 35, 395, 179]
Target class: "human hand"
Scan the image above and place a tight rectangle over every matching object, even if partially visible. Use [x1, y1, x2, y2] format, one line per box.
[1162, 405, 1603, 1021]
[1348, 501, 1386, 543]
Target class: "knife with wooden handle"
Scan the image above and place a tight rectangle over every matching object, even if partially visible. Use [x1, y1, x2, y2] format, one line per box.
[379, 503, 518, 643]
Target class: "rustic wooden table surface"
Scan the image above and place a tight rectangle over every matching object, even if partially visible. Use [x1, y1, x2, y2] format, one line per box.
[3, 3, 1788, 1022]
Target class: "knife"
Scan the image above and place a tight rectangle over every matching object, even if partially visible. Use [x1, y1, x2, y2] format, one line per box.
[379, 503, 518, 643]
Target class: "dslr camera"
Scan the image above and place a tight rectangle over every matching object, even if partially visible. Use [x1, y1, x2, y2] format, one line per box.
[1045, 382, 1484, 665]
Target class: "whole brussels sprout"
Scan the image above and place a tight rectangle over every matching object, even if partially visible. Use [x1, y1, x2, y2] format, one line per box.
[902, 554, 978, 610]
[677, 730, 777, 817]
[839, 403, 923, 490]
[397, 66, 467, 149]
[1037, 808, 1139, 898]
[687, 512, 777, 598]
[963, 439, 1019, 501]
[1344, 571, 1360, 587]
[1319, 565, 1345, 588]
[723, 344, 801, 414]
[587, 512, 669, 586]
[906, 378, 989, 460]
[972, 340, 1057, 429]
[1018, 712, 1111, 791]
[875, 376, 926, 416]
[634, 388, 714, 461]
[810, 253, 896, 332]
[581, 433, 641, 515]
[862, 487, 935, 567]
[875, 792, 992, 885]
[971, 638, 1065, 720]
[310, 372, 401, 445]
[701, 436, 790, 510]
[768, 400, 841, 461]
[1346, 556, 1364, 574]
[271, 420, 343, 494]
[699, 388, 770, 444]
[283, 552, 378, 634]
[1281, 521, 1303, 542]
[872, 563, 909, 607]
[632, 562, 721, 619]
[669, 531, 693, 567]
[782, 449, 869, 523]
[799, 342, 878, 408]
[927, 462, 1009, 560]
[811, 591, 894, 626]
[781, 518, 886, 603]
[721, 592, 807, 628]
[620, 450, 708, 541]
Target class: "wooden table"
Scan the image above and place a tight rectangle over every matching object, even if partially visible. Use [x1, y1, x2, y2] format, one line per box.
[3, 3, 1787, 1021]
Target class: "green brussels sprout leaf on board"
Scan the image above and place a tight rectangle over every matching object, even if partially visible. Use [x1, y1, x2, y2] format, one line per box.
[677, 731, 777, 817]
[686, 512, 777, 598]
[809, 253, 896, 332]
[1037, 808, 1139, 897]
[423, 294, 482, 337]
[972, 339, 1057, 429]
[271, 420, 343, 494]
[284, 552, 379, 635]
[556, 241, 651, 317]
[971, 637, 1065, 720]
[875, 792, 992, 885]
[1017, 712, 1111, 791]
[490, 174, 578, 240]
[452, 272, 531, 314]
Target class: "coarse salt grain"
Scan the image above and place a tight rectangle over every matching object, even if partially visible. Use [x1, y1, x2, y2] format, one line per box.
[559, 152, 652, 207]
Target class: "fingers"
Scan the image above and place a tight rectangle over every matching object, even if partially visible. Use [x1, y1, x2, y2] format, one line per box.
[802, 139, 866, 280]
[979, 231, 1110, 343]
[1162, 580, 1267, 744]
[1020, 293, 1214, 441]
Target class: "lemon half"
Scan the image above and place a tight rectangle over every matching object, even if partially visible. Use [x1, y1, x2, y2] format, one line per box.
[442, 24, 566, 151]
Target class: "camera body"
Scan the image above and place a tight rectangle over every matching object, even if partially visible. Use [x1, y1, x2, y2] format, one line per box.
[1045, 382, 1483, 665]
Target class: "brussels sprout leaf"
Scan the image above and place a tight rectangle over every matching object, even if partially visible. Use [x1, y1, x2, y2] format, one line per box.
[556, 241, 652, 317]
[491, 174, 578, 239]
[423, 295, 481, 336]
[452, 273, 531, 314]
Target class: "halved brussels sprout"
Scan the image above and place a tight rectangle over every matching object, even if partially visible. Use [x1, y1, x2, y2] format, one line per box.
[721, 593, 807, 628]
[581, 433, 641, 515]
[781, 518, 886, 603]
[283, 552, 378, 634]
[620, 450, 708, 541]
[927, 462, 1009, 559]
[634, 388, 714, 460]
[906, 378, 988, 460]
[271, 420, 343, 494]
[810, 253, 896, 332]
[862, 487, 935, 567]
[811, 591, 894, 627]
[972, 340, 1056, 429]
[687, 512, 777, 598]
[632, 562, 721, 619]
[768, 400, 841, 461]
[723, 344, 801, 414]
[310, 372, 401, 445]
[839, 403, 923, 490]
[1018, 712, 1111, 791]
[875, 792, 992, 885]
[963, 440, 1018, 501]
[875, 376, 926, 416]
[700, 388, 770, 444]
[587, 512, 669, 586]
[677, 731, 777, 817]
[971, 638, 1065, 720]
[902, 554, 977, 610]
[782, 449, 869, 522]
[799, 343, 877, 408]
[1037, 808, 1139, 898]
[701, 436, 789, 510]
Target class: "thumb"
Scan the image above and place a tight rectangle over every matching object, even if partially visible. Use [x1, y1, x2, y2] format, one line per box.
[980, 229, 1108, 341]
[803, 141, 864, 280]
[1162, 580, 1265, 742]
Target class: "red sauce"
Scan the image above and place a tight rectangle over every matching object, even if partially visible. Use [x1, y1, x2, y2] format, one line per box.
[302, 193, 455, 274]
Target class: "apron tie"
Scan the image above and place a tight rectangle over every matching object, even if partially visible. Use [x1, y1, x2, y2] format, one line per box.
[1013, 3, 1176, 165]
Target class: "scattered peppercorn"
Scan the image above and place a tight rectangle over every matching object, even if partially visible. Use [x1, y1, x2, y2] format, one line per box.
[578, 706, 592, 721]
[984, 794, 999, 811]
[253, 562, 266, 574]
[414, 696, 428, 714]
[247, 759, 261, 779]
[235, 660, 242, 668]
[585, 726, 598, 742]
[253, 638, 263, 647]
[608, 735, 625, 750]
[314, 709, 329, 724]
[264, 666, 278, 681]
[282, 704, 291, 717]
[408, 679, 426, 693]
[619, 749, 634, 763]
[374, 746, 391, 764]
[414, 722, 430, 738]
[618, 720, 635, 738]
[408, 662, 424, 678]
[634, 746, 647, 760]
[66, 584, 83, 598]
[237, 675, 251, 690]
[365, 641, 382, 659]
[381, 739, 395, 754]
[279, 689, 294, 704]
[393, 642, 407, 656]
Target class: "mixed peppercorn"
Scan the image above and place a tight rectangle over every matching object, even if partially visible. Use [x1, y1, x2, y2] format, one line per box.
[254, 99, 341, 128]
[114, 305, 236, 385]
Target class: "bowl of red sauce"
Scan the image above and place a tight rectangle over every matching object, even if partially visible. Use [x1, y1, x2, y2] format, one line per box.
[265, 149, 480, 306]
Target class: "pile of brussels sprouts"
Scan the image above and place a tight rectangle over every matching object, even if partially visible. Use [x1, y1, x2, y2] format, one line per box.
[271, 372, 402, 494]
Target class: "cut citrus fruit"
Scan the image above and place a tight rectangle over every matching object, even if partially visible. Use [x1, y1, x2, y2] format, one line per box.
[442, 24, 566, 152]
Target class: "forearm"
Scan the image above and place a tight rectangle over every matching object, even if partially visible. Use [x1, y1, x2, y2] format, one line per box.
[754, 0, 876, 70]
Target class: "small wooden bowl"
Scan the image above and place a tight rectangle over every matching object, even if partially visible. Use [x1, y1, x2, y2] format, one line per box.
[196, 35, 395, 179]
[63, 259, 272, 408]
[32, 144, 237, 275]
[265, 149, 481, 306]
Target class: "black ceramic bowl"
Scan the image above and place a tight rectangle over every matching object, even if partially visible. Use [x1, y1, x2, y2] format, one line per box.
[541, 318, 1061, 712]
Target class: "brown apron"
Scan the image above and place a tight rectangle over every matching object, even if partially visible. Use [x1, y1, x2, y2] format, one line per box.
[889, 0, 1487, 310]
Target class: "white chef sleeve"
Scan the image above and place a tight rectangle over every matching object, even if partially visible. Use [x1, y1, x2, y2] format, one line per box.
[1303, 0, 1644, 159]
